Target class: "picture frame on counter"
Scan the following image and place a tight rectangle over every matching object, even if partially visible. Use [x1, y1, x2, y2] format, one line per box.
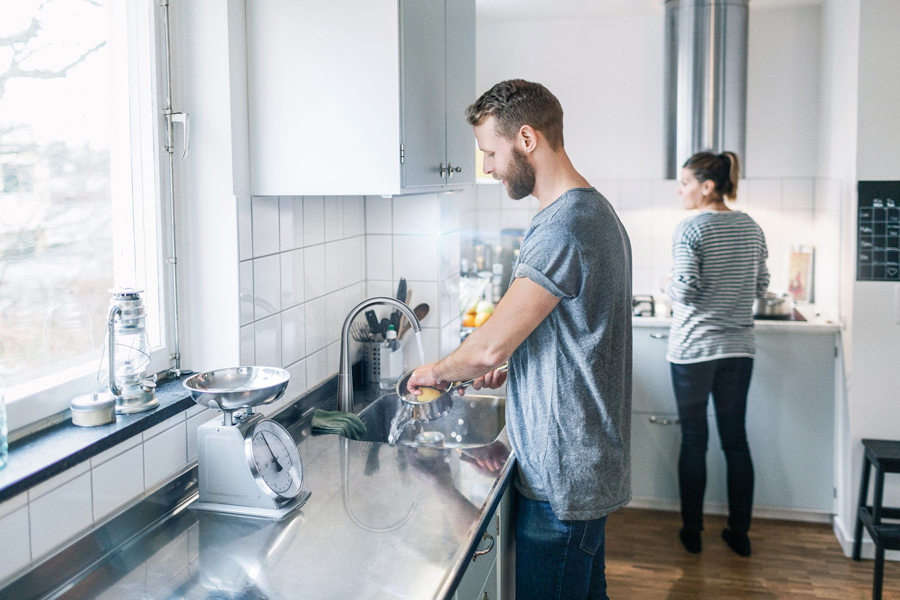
[788, 245, 814, 304]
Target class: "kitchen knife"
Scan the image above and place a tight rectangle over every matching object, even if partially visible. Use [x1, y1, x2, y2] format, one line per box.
[396, 278, 407, 303]
[365, 310, 380, 336]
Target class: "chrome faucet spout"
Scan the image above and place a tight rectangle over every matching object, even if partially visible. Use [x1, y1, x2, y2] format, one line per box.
[337, 297, 422, 413]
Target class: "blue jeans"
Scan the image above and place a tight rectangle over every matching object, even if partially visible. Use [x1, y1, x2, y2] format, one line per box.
[670, 357, 754, 536]
[515, 490, 610, 600]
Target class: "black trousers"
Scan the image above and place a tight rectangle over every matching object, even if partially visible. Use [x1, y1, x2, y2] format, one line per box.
[670, 357, 755, 535]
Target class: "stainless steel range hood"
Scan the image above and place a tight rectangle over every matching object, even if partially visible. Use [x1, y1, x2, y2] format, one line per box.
[665, 0, 749, 178]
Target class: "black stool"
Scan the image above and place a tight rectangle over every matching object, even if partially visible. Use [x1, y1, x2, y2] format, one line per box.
[853, 439, 900, 600]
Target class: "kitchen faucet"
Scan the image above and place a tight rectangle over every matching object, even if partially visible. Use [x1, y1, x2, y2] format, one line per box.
[338, 297, 422, 413]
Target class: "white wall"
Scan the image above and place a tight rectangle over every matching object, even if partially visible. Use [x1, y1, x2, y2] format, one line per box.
[476, 5, 822, 179]
[831, 0, 900, 559]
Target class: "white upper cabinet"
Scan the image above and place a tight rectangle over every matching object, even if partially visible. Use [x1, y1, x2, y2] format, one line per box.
[246, 0, 476, 196]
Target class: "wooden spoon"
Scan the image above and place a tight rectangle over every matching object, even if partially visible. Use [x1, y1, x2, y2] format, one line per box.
[400, 303, 429, 338]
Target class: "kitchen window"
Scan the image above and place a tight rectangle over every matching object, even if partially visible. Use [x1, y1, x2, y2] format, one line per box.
[0, 0, 173, 431]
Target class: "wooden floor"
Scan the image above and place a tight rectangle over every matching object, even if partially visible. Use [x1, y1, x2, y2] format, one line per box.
[604, 508, 900, 599]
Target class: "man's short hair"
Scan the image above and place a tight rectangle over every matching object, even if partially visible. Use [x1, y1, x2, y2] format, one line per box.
[465, 79, 564, 151]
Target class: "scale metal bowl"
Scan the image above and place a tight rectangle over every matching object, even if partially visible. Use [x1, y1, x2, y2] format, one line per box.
[184, 366, 290, 412]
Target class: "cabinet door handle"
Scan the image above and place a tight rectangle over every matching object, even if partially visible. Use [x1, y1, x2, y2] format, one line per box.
[650, 333, 668, 339]
[649, 415, 680, 426]
[472, 532, 495, 561]
[440, 162, 463, 177]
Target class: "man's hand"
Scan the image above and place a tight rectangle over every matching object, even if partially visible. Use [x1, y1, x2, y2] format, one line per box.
[406, 364, 447, 396]
[469, 368, 507, 392]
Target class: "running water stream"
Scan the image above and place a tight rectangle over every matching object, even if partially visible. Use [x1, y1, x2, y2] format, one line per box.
[387, 331, 428, 444]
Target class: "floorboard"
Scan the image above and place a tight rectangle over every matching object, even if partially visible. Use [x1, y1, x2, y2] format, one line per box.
[604, 508, 900, 599]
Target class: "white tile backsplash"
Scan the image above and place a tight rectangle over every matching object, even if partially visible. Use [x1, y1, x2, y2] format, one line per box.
[475, 181, 500, 209]
[240, 324, 255, 365]
[782, 179, 815, 210]
[28, 460, 90, 501]
[0, 505, 31, 580]
[620, 179, 652, 209]
[280, 248, 305, 309]
[281, 304, 306, 367]
[91, 434, 142, 469]
[144, 421, 187, 489]
[365, 196, 392, 234]
[304, 295, 329, 354]
[342, 236, 364, 287]
[394, 235, 439, 282]
[366, 235, 393, 280]
[304, 243, 326, 300]
[393, 194, 439, 235]
[285, 359, 308, 403]
[306, 348, 328, 387]
[253, 254, 281, 319]
[251, 196, 280, 257]
[324, 196, 343, 242]
[92, 445, 144, 521]
[240, 260, 254, 326]
[440, 193, 460, 234]
[0, 492, 27, 520]
[303, 196, 326, 246]
[30, 472, 93, 559]
[255, 313, 283, 368]
[238, 196, 253, 261]
[324, 241, 343, 294]
[440, 231, 461, 282]
[279, 196, 304, 251]
[343, 196, 364, 237]
[748, 179, 782, 209]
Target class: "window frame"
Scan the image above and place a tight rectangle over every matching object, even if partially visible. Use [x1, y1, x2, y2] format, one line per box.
[5, 0, 175, 434]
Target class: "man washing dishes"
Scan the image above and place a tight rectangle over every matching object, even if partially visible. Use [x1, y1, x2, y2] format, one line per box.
[407, 79, 633, 600]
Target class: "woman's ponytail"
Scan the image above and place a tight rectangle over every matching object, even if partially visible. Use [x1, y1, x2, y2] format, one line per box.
[720, 152, 740, 201]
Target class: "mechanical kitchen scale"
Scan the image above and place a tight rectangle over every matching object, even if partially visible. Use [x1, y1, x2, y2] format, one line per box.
[184, 367, 311, 519]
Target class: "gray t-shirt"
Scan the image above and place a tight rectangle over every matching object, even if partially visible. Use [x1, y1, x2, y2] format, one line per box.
[507, 187, 633, 521]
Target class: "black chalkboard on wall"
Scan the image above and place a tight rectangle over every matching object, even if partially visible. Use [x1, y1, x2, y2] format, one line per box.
[857, 181, 900, 281]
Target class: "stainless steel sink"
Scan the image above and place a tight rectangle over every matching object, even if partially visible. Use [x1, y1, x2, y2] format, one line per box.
[354, 393, 505, 447]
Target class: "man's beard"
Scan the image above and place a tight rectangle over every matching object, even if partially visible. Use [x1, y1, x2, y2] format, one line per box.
[501, 148, 536, 200]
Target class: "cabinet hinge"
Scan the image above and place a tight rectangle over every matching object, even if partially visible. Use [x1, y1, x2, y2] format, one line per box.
[400, 144, 405, 164]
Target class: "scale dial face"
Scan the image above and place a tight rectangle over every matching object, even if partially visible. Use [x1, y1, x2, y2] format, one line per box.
[245, 420, 304, 500]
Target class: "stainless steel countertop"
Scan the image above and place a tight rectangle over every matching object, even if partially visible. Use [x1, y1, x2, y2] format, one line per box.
[51, 395, 514, 600]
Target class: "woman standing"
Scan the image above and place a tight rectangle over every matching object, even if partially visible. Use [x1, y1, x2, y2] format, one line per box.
[664, 152, 769, 557]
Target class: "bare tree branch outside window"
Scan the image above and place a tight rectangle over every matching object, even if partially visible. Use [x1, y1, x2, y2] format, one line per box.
[0, 0, 115, 387]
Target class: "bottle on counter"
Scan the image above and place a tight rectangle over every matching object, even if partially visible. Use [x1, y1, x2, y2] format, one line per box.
[379, 325, 404, 390]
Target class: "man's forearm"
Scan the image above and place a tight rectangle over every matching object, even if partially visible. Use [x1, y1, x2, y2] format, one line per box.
[431, 327, 506, 383]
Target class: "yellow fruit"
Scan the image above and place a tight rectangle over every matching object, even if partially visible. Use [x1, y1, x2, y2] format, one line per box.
[474, 311, 491, 327]
[462, 314, 476, 328]
[475, 300, 495, 314]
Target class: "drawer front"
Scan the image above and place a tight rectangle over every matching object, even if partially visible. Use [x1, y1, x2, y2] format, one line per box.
[454, 530, 497, 600]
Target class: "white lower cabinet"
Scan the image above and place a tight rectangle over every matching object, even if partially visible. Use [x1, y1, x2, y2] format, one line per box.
[454, 485, 511, 600]
[631, 326, 837, 515]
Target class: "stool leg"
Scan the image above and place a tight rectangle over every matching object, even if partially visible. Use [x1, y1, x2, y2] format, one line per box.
[872, 466, 885, 524]
[872, 543, 884, 600]
[853, 456, 871, 561]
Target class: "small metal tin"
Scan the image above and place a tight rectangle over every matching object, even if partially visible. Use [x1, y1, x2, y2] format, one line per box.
[71, 392, 117, 427]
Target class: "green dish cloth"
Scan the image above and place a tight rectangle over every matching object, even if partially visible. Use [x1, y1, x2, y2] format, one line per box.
[311, 409, 367, 441]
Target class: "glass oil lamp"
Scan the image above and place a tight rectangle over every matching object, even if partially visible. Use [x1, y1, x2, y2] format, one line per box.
[101, 288, 158, 414]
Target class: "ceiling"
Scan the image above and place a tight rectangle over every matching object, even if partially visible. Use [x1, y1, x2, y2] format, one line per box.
[476, 0, 824, 22]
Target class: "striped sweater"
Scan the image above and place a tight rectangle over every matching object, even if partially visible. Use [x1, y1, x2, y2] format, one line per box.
[665, 210, 770, 364]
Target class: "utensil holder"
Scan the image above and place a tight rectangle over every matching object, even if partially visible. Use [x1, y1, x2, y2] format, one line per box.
[363, 342, 380, 385]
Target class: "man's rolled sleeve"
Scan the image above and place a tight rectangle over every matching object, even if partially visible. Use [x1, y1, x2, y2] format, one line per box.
[513, 232, 584, 299]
